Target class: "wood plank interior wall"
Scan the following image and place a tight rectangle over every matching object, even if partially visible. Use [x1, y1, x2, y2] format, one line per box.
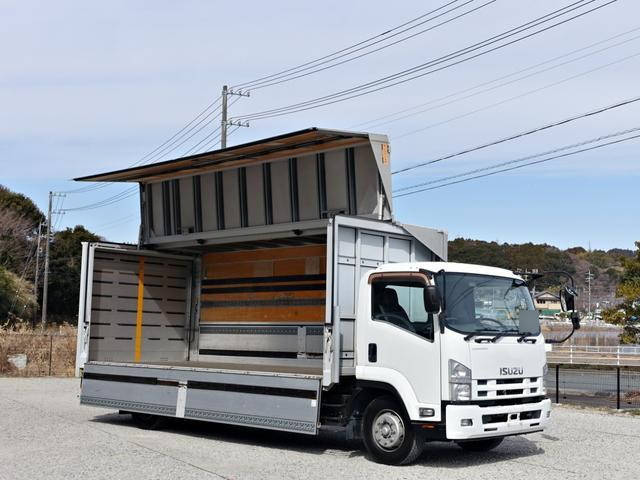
[201, 244, 327, 324]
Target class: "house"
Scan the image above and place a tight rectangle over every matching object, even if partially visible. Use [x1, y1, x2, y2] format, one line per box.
[534, 291, 562, 314]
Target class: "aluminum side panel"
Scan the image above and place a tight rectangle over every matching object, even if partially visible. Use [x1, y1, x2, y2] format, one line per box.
[80, 362, 321, 434]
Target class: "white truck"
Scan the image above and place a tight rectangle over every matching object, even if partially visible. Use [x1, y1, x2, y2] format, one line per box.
[75, 128, 578, 465]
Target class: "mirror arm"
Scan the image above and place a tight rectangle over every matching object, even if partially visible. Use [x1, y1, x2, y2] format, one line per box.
[545, 312, 581, 344]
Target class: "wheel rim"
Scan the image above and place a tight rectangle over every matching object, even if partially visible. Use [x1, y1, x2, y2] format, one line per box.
[372, 409, 405, 451]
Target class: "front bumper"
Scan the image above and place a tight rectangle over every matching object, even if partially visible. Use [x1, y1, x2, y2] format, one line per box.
[445, 398, 551, 440]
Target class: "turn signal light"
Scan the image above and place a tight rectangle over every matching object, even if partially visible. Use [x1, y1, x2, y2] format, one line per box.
[419, 408, 435, 417]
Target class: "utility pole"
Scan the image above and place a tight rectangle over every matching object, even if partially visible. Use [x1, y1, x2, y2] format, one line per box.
[41, 191, 64, 326]
[220, 85, 250, 149]
[585, 269, 594, 320]
[41, 192, 53, 326]
[33, 221, 43, 322]
[221, 85, 228, 149]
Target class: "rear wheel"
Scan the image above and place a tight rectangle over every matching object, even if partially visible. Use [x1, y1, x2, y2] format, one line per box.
[456, 437, 504, 452]
[362, 396, 424, 465]
[131, 412, 166, 430]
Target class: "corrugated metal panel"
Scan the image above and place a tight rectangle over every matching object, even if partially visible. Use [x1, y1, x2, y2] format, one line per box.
[200, 173, 217, 232]
[222, 169, 241, 229]
[270, 160, 292, 224]
[179, 177, 195, 234]
[150, 182, 164, 237]
[245, 164, 265, 226]
[139, 140, 394, 247]
[296, 154, 319, 221]
[354, 145, 379, 216]
[324, 149, 348, 214]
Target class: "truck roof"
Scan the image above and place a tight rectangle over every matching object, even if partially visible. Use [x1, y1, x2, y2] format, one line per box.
[375, 261, 521, 280]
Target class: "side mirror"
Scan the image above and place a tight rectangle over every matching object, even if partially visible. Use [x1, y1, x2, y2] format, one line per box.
[424, 285, 441, 313]
[560, 286, 577, 312]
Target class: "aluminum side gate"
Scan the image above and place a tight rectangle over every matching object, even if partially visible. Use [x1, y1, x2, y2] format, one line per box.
[81, 362, 322, 434]
[76, 243, 195, 373]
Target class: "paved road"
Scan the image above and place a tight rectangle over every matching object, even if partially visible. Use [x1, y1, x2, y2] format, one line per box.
[1, 378, 640, 480]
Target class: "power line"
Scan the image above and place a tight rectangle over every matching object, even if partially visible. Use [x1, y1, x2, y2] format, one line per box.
[389, 48, 640, 143]
[92, 213, 139, 230]
[392, 94, 640, 177]
[181, 95, 243, 156]
[233, 1, 614, 121]
[394, 127, 640, 197]
[238, 0, 496, 91]
[231, 0, 465, 90]
[357, 27, 640, 132]
[61, 186, 138, 212]
[59, 96, 223, 195]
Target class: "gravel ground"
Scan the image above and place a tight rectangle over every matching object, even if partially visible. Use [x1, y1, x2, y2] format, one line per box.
[1, 377, 639, 480]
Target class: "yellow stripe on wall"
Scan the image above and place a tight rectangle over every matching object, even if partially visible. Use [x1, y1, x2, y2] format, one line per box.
[134, 256, 145, 362]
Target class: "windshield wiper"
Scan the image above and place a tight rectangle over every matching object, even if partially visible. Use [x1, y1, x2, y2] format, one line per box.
[489, 329, 519, 343]
[517, 332, 538, 344]
[463, 329, 500, 342]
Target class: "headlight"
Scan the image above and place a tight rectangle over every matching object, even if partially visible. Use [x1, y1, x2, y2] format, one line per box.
[451, 383, 471, 401]
[449, 360, 471, 383]
[449, 360, 472, 401]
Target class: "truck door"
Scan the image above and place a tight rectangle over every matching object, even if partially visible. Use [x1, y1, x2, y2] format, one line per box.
[76, 243, 195, 375]
[323, 215, 440, 389]
[363, 273, 442, 419]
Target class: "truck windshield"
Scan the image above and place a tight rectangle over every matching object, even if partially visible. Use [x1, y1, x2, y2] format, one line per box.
[435, 273, 539, 335]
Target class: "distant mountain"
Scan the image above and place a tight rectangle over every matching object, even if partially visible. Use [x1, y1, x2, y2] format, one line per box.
[448, 238, 634, 310]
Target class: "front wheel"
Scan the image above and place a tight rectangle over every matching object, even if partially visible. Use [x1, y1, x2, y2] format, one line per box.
[362, 396, 424, 465]
[456, 437, 504, 452]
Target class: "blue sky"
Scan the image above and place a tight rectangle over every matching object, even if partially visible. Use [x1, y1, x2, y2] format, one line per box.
[1, 0, 638, 250]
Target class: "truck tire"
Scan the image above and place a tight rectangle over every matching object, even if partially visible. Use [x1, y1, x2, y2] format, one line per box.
[456, 437, 504, 452]
[131, 412, 166, 430]
[362, 396, 424, 465]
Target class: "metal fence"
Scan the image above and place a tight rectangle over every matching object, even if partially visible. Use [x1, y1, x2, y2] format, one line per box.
[547, 345, 640, 367]
[545, 364, 640, 410]
[0, 333, 76, 377]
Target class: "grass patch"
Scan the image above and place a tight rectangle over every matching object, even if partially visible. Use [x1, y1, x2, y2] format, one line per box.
[0, 324, 76, 376]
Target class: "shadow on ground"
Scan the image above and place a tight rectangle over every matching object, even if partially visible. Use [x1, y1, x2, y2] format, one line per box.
[90, 412, 545, 467]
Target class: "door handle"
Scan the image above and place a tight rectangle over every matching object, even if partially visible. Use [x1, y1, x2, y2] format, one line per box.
[368, 343, 377, 363]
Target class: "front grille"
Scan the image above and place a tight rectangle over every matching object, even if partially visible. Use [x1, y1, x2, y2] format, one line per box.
[473, 377, 542, 401]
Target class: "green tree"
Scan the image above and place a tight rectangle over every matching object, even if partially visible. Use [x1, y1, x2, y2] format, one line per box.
[46, 226, 101, 322]
[0, 185, 44, 276]
[603, 241, 640, 344]
[0, 185, 44, 226]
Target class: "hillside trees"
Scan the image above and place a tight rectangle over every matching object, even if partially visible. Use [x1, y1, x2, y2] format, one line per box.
[0, 185, 101, 325]
[603, 241, 640, 344]
[448, 239, 575, 289]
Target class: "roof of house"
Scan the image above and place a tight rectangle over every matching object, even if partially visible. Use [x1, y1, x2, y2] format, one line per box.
[534, 291, 560, 300]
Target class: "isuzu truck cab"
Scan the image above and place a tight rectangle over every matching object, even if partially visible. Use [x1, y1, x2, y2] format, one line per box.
[75, 128, 575, 465]
[353, 262, 550, 464]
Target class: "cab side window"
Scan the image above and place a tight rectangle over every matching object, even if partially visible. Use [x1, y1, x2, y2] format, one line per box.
[371, 280, 434, 341]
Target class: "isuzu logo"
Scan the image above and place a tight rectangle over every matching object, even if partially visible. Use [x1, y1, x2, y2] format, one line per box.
[499, 367, 523, 376]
